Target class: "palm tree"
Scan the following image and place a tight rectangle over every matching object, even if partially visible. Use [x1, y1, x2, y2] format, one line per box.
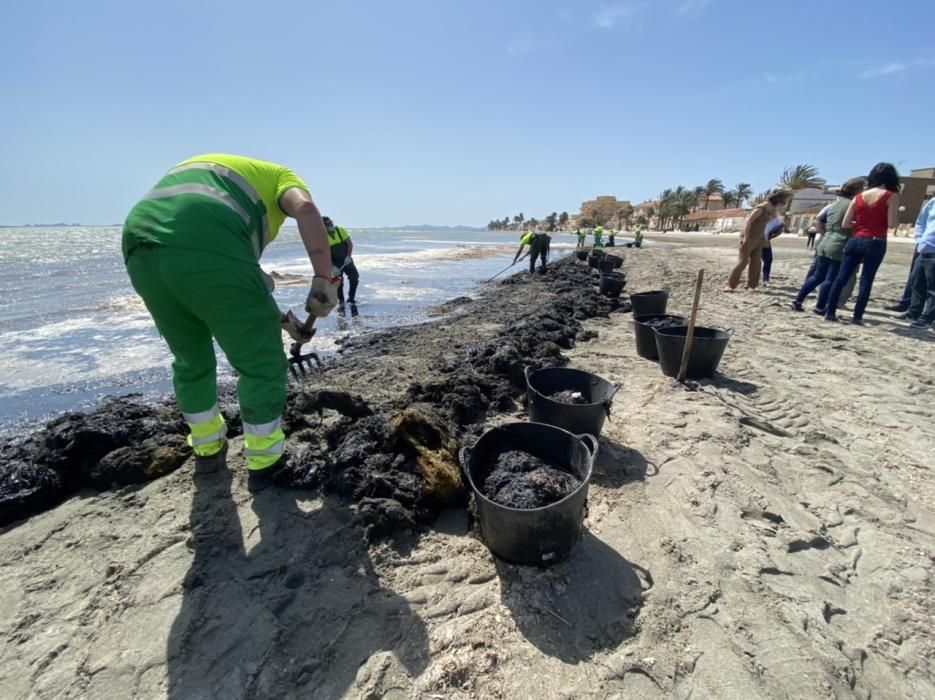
[513, 213, 525, 227]
[528, 217, 539, 229]
[677, 189, 697, 227]
[779, 164, 824, 191]
[751, 191, 768, 207]
[616, 202, 634, 229]
[558, 211, 569, 229]
[658, 189, 675, 230]
[692, 185, 706, 212]
[545, 212, 558, 232]
[704, 178, 724, 210]
[735, 182, 753, 207]
[722, 190, 738, 208]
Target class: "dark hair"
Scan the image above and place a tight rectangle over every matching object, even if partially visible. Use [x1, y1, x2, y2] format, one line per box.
[839, 177, 866, 199]
[866, 162, 900, 192]
[767, 189, 789, 206]
[322, 216, 333, 224]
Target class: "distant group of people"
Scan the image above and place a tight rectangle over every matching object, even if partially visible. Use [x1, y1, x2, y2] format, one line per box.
[722, 161, 934, 331]
[575, 225, 643, 249]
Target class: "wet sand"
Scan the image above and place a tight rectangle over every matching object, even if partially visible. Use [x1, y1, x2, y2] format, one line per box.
[1, 239, 933, 699]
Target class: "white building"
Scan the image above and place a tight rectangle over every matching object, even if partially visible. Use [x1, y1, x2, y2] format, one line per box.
[786, 187, 836, 214]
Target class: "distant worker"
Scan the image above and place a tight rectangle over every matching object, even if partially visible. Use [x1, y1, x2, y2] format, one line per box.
[514, 230, 551, 274]
[593, 226, 604, 248]
[122, 154, 339, 490]
[576, 228, 587, 247]
[607, 229, 616, 247]
[634, 227, 645, 248]
[323, 216, 359, 306]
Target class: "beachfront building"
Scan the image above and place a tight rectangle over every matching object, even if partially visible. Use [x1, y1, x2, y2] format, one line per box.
[633, 200, 658, 228]
[682, 208, 750, 233]
[579, 195, 631, 228]
[786, 204, 826, 235]
[899, 167, 935, 230]
[786, 187, 837, 215]
[699, 193, 726, 211]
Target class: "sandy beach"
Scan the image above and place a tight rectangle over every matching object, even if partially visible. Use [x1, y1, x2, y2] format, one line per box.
[1, 237, 933, 699]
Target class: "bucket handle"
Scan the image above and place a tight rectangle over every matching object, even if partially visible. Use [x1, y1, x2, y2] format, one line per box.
[577, 433, 599, 459]
[601, 383, 621, 417]
[724, 328, 735, 337]
[458, 446, 470, 477]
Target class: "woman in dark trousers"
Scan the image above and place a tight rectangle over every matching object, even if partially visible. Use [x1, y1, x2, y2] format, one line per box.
[792, 177, 865, 312]
[824, 163, 901, 325]
[761, 218, 784, 285]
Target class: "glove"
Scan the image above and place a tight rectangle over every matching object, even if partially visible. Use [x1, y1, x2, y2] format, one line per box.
[305, 276, 340, 318]
[281, 311, 313, 342]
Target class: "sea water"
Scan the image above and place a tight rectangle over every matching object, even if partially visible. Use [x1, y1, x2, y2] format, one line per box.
[0, 226, 570, 432]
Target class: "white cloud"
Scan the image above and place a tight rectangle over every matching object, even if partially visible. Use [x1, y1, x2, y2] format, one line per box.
[676, 0, 711, 16]
[594, 5, 638, 29]
[858, 62, 907, 79]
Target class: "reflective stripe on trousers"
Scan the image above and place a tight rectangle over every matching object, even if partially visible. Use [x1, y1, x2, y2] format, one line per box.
[243, 417, 285, 470]
[184, 404, 228, 456]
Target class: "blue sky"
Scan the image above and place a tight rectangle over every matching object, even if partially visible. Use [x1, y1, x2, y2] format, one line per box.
[1, 0, 933, 226]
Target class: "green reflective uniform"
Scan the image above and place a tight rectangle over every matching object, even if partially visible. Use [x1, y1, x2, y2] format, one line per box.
[122, 154, 309, 470]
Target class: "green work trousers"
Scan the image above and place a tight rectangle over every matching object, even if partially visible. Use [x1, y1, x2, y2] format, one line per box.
[125, 245, 287, 468]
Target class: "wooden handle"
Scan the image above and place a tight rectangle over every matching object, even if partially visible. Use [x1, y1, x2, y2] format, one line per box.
[678, 269, 705, 382]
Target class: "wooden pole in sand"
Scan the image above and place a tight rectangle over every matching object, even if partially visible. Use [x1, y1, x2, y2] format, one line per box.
[677, 269, 705, 382]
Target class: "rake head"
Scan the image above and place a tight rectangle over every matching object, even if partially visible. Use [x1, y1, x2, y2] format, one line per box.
[289, 351, 322, 379]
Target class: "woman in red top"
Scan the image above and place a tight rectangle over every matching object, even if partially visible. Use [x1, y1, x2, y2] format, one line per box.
[824, 162, 900, 324]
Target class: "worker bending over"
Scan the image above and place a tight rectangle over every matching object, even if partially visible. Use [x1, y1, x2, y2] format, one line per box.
[513, 230, 551, 274]
[122, 154, 338, 490]
[323, 216, 360, 306]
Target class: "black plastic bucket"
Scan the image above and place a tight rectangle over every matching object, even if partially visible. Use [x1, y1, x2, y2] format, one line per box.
[599, 272, 627, 298]
[459, 422, 598, 566]
[575, 249, 588, 261]
[587, 255, 601, 269]
[632, 314, 686, 360]
[654, 326, 733, 379]
[609, 255, 624, 269]
[525, 366, 619, 437]
[597, 258, 617, 273]
[629, 290, 669, 316]
[590, 249, 606, 257]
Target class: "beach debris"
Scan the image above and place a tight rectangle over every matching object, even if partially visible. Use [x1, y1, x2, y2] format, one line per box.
[548, 390, 587, 405]
[0, 395, 187, 526]
[0, 258, 629, 533]
[482, 450, 581, 509]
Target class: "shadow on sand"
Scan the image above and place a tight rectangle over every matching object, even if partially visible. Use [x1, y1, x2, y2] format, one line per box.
[494, 532, 650, 663]
[167, 469, 428, 699]
[490, 437, 651, 663]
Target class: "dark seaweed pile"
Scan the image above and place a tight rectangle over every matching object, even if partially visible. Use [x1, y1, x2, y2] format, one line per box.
[483, 450, 581, 509]
[1, 258, 628, 532]
[642, 316, 685, 329]
[407, 262, 625, 426]
[548, 390, 588, 405]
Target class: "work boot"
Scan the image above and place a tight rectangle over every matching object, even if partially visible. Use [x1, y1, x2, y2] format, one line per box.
[194, 441, 228, 474]
[247, 454, 289, 493]
[885, 302, 909, 312]
[790, 301, 804, 312]
[895, 312, 917, 321]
